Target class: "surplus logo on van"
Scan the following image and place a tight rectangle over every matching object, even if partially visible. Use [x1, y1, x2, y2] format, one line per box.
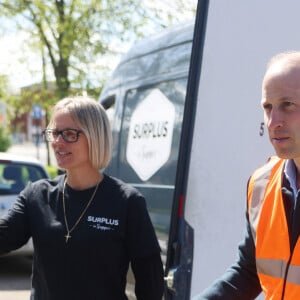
[126, 89, 175, 181]
[132, 121, 169, 139]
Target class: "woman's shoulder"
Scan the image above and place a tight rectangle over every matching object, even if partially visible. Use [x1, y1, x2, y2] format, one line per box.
[102, 174, 143, 199]
[25, 174, 65, 193]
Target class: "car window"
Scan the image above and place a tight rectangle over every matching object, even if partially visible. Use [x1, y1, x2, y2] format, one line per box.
[0, 162, 47, 195]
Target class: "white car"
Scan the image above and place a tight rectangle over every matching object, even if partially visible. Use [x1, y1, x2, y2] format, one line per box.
[0, 152, 50, 256]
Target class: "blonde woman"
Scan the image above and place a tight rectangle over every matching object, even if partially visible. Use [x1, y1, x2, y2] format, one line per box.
[0, 96, 164, 300]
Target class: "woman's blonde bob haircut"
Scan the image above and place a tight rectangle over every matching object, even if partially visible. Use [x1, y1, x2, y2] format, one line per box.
[48, 95, 112, 170]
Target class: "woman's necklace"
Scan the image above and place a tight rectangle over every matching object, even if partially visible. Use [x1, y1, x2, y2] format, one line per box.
[62, 177, 100, 243]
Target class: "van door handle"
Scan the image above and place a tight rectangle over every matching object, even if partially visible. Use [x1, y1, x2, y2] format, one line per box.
[164, 267, 178, 293]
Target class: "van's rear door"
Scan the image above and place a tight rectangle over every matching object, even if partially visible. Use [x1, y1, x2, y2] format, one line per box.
[165, 0, 300, 299]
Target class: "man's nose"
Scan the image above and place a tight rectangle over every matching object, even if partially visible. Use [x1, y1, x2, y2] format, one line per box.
[267, 109, 284, 130]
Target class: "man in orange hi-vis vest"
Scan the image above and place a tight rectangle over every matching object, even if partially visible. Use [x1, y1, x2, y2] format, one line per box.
[198, 51, 300, 300]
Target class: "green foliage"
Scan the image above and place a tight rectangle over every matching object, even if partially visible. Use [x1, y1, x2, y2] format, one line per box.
[45, 165, 59, 179]
[0, 126, 11, 152]
[0, 0, 196, 99]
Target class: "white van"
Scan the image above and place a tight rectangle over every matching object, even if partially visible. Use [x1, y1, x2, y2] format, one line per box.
[99, 1, 300, 299]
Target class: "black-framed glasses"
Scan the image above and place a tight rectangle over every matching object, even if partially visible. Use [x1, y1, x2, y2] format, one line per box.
[43, 129, 83, 143]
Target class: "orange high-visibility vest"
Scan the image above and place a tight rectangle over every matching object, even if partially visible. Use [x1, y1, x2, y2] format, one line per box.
[248, 157, 300, 299]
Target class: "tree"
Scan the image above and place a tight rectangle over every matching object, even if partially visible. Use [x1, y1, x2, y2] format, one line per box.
[0, 126, 10, 151]
[0, 0, 196, 99]
[0, 76, 11, 151]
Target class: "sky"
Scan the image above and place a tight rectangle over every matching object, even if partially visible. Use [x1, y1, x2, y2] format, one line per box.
[0, 30, 41, 92]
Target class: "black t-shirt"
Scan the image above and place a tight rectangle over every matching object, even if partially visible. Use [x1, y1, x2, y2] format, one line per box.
[0, 174, 163, 300]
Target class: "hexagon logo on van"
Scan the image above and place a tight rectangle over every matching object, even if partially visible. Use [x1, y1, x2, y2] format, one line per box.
[126, 89, 175, 181]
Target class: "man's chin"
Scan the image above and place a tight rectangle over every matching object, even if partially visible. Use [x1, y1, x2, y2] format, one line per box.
[275, 151, 294, 160]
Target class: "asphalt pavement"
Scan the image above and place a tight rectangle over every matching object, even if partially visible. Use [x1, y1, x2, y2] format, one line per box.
[0, 256, 31, 300]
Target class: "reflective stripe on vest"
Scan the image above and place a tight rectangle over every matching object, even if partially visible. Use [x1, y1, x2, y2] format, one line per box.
[248, 157, 300, 299]
[256, 258, 300, 285]
[248, 156, 281, 244]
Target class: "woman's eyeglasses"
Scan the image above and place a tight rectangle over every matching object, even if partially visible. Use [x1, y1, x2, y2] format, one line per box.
[43, 129, 83, 143]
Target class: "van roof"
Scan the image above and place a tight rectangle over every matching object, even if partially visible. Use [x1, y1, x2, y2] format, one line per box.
[99, 21, 195, 100]
[119, 21, 195, 64]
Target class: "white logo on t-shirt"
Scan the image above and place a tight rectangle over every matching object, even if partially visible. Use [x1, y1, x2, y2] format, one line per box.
[87, 216, 119, 231]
